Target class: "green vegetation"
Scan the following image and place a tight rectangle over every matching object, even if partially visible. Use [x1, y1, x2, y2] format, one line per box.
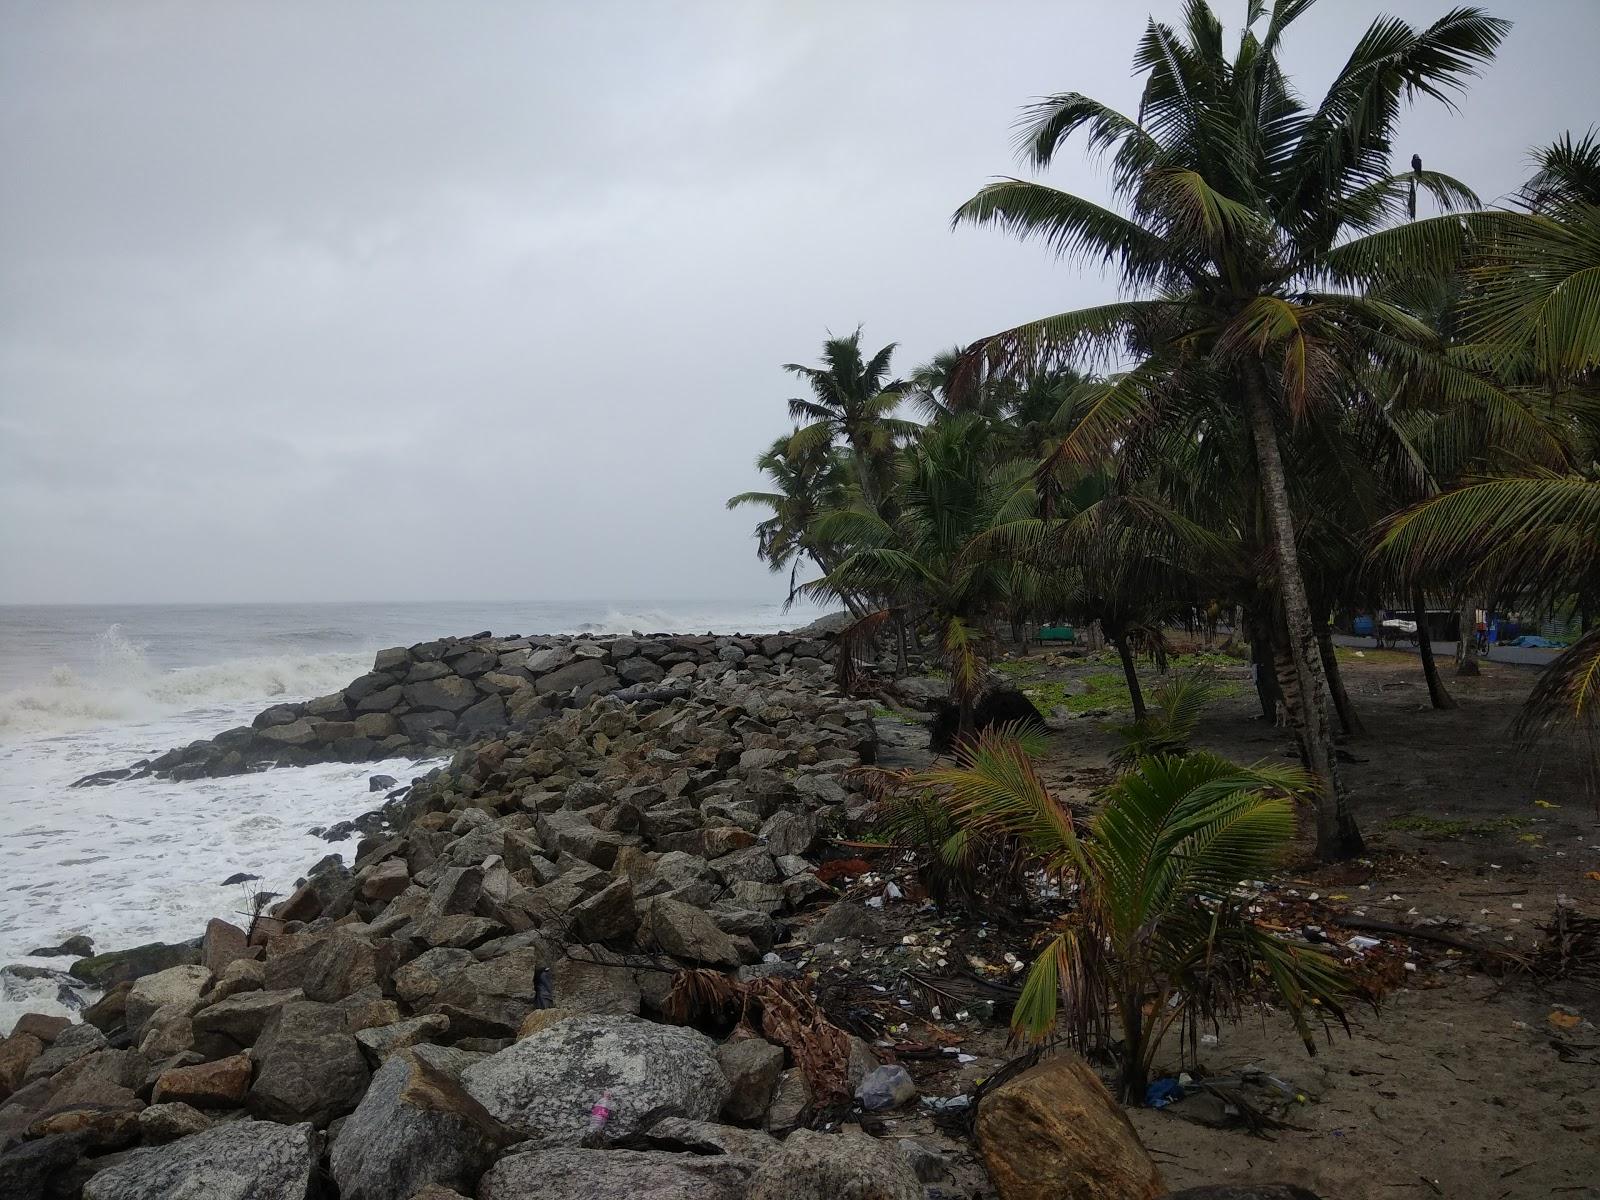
[881, 731, 1357, 1102]
[1382, 813, 1530, 838]
[731, 1, 1599, 866]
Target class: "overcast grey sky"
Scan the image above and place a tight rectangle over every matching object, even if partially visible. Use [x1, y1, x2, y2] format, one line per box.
[2, 0, 1595, 604]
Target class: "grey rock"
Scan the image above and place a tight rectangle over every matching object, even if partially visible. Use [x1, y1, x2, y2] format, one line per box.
[331, 1052, 518, 1200]
[404, 676, 480, 713]
[23, 1022, 106, 1085]
[126, 966, 210, 1042]
[354, 1014, 452, 1065]
[759, 810, 819, 857]
[717, 1038, 785, 1124]
[478, 1145, 754, 1200]
[571, 878, 639, 943]
[534, 658, 609, 695]
[136, 1102, 211, 1143]
[247, 1001, 369, 1127]
[190, 987, 301, 1055]
[462, 1014, 728, 1144]
[642, 899, 740, 966]
[355, 685, 404, 713]
[641, 1116, 781, 1161]
[745, 1127, 923, 1200]
[81, 1119, 318, 1200]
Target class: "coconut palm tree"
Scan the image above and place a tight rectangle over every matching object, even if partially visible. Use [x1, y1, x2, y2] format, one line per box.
[785, 329, 918, 516]
[951, 1, 1511, 860]
[1380, 131, 1600, 766]
[897, 730, 1357, 1102]
[800, 414, 1039, 738]
[726, 433, 851, 605]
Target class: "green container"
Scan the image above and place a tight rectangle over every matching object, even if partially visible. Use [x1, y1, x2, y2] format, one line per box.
[1036, 625, 1077, 643]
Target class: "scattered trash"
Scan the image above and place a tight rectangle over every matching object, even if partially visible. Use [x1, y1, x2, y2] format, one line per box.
[922, 1094, 972, 1113]
[857, 1063, 918, 1111]
[580, 1090, 614, 1147]
[1346, 935, 1382, 953]
[1548, 1009, 1582, 1031]
[1145, 1077, 1185, 1108]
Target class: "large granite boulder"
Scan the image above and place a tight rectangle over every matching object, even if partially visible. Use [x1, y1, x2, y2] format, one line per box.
[81, 1119, 318, 1200]
[976, 1054, 1164, 1200]
[330, 1052, 519, 1200]
[745, 1127, 923, 1200]
[246, 1001, 369, 1127]
[461, 1014, 727, 1143]
[126, 965, 211, 1042]
[477, 1145, 754, 1200]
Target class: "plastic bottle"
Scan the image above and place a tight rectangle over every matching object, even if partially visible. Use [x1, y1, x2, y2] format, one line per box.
[580, 1091, 615, 1146]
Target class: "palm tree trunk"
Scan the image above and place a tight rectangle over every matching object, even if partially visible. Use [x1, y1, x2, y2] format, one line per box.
[1245, 605, 1280, 722]
[1313, 614, 1364, 736]
[1244, 370, 1363, 860]
[1414, 587, 1456, 709]
[894, 613, 909, 673]
[1110, 629, 1147, 721]
[1458, 598, 1482, 677]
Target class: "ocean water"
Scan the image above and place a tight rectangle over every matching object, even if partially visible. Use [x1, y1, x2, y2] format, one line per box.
[0, 597, 828, 1030]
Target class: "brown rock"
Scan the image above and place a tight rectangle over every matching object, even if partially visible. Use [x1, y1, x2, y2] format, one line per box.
[202, 918, 251, 975]
[360, 859, 411, 901]
[138, 1101, 212, 1143]
[975, 1054, 1164, 1200]
[152, 1052, 253, 1107]
[0, 1032, 45, 1099]
[12, 1013, 72, 1043]
[515, 1008, 574, 1040]
[83, 981, 133, 1032]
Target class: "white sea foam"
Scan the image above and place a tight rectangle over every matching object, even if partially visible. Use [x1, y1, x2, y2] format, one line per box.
[0, 625, 371, 739]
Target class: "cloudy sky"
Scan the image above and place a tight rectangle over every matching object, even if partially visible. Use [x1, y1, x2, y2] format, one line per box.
[2, 0, 1595, 605]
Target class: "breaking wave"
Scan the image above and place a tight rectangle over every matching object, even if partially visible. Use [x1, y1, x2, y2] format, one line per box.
[0, 625, 371, 738]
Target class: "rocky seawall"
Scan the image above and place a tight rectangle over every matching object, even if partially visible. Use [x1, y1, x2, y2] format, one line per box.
[73, 630, 838, 785]
[3, 628, 929, 1197]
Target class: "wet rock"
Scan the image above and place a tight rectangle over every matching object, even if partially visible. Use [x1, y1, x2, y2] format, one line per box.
[461, 1014, 727, 1143]
[478, 1145, 754, 1200]
[83, 982, 133, 1032]
[976, 1054, 1164, 1200]
[331, 1051, 519, 1200]
[717, 1037, 784, 1124]
[758, 810, 819, 857]
[152, 1052, 252, 1108]
[369, 773, 398, 792]
[81, 1118, 318, 1200]
[26, 935, 94, 959]
[70, 942, 199, 989]
[301, 936, 398, 1004]
[745, 1127, 923, 1200]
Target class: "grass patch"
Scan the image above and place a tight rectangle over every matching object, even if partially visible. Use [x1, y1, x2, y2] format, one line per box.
[1381, 813, 1531, 838]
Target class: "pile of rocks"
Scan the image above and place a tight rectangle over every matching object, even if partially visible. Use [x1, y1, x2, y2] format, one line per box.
[4, 657, 936, 1199]
[73, 631, 837, 785]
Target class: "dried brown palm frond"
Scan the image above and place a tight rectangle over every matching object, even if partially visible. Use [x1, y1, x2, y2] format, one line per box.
[661, 969, 855, 1106]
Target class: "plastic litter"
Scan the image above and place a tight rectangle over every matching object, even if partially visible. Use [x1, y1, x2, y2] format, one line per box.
[921, 1094, 971, 1113]
[1145, 1077, 1185, 1108]
[856, 1063, 918, 1111]
[579, 1090, 614, 1147]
